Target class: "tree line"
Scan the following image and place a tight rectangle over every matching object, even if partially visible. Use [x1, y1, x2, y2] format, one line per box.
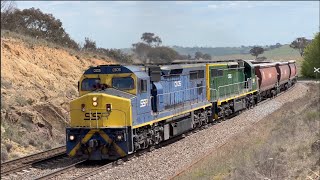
[131, 32, 212, 63]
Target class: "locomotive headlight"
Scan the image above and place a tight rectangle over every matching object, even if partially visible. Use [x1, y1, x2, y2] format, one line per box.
[69, 135, 75, 141]
[116, 134, 124, 141]
[92, 97, 97, 101]
[81, 104, 85, 112]
[93, 101, 98, 106]
[106, 104, 112, 111]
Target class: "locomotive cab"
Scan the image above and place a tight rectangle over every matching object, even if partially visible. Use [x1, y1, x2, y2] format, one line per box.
[67, 65, 150, 160]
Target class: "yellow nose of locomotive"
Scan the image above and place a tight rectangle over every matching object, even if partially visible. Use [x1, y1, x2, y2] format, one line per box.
[70, 93, 132, 127]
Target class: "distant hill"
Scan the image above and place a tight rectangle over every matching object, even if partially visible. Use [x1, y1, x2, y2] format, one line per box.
[121, 44, 289, 58]
[210, 44, 301, 60]
[121, 44, 302, 71]
[171, 46, 252, 56]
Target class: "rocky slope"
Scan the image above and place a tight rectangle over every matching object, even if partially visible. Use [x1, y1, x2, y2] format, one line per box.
[1, 36, 114, 162]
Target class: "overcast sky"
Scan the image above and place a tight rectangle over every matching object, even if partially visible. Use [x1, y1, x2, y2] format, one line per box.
[16, 1, 319, 49]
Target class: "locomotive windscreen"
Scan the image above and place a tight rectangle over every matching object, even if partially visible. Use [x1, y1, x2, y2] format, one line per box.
[112, 77, 134, 90]
[81, 78, 101, 91]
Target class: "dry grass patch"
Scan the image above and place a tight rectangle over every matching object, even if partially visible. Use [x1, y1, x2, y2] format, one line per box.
[174, 83, 319, 180]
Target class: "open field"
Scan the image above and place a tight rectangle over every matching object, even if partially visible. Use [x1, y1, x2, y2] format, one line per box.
[211, 44, 301, 60]
[173, 82, 320, 180]
[211, 44, 304, 74]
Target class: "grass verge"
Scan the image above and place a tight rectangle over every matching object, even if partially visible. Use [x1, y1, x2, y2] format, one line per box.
[174, 83, 319, 180]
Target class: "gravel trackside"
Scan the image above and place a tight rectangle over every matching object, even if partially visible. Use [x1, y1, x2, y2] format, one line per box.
[88, 83, 309, 180]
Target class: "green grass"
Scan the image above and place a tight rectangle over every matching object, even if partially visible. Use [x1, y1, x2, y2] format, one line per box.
[212, 44, 302, 60]
[262, 45, 300, 59]
[211, 44, 304, 74]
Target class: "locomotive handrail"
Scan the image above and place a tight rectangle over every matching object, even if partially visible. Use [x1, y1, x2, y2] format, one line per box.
[214, 80, 250, 101]
[209, 78, 252, 100]
[157, 85, 206, 96]
[154, 86, 207, 112]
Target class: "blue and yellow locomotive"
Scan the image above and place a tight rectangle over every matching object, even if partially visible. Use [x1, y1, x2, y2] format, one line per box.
[66, 60, 296, 160]
[66, 63, 215, 160]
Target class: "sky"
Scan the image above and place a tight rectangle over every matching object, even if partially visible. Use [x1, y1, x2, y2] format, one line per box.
[16, 1, 319, 49]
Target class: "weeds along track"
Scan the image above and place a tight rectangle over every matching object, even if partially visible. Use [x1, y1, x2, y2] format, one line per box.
[0, 146, 66, 177]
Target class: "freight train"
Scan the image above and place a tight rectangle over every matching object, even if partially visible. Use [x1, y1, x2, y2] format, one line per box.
[66, 59, 297, 160]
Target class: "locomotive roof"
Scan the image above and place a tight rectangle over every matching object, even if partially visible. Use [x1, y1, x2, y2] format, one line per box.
[161, 63, 206, 70]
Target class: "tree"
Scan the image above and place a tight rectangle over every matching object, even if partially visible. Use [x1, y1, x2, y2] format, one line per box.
[1, 8, 79, 49]
[250, 46, 264, 59]
[132, 42, 152, 62]
[187, 54, 192, 60]
[290, 37, 311, 57]
[132, 32, 182, 63]
[147, 46, 180, 63]
[195, 51, 203, 60]
[202, 53, 212, 60]
[97, 48, 132, 63]
[301, 33, 320, 78]
[1, 0, 16, 29]
[83, 37, 96, 51]
[140, 32, 162, 47]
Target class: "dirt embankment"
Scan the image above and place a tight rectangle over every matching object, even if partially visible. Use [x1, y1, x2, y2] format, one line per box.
[1, 36, 115, 162]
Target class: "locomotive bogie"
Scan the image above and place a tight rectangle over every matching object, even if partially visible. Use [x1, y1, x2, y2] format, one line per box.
[66, 127, 131, 160]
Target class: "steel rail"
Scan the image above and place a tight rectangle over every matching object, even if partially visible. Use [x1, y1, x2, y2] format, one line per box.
[1, 146, 66, 176]
[34, 159, 87, 180]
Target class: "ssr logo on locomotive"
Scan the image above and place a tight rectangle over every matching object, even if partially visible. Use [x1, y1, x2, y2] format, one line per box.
[84, 112, 111, 120]
[174, 81, 182, 87]
[140, 99, 148, 107]
[84, 112, 101, 120]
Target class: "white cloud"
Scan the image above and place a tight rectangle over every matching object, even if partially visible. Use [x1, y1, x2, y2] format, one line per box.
[208, 4, 218, 9]
[175, 1, 193, 5]
[47, 1, 81, 6]
[207, 1, 258, 10]
[112, 1, 137, 6]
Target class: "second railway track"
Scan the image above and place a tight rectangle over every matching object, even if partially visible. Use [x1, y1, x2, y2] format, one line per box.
[0, 146, 66, 176]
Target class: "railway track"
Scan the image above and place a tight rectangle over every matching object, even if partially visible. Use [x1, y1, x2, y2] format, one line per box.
[34, 135, 185, 180]
[0, 146, 66, 177]
[34, 159, 88, 180]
